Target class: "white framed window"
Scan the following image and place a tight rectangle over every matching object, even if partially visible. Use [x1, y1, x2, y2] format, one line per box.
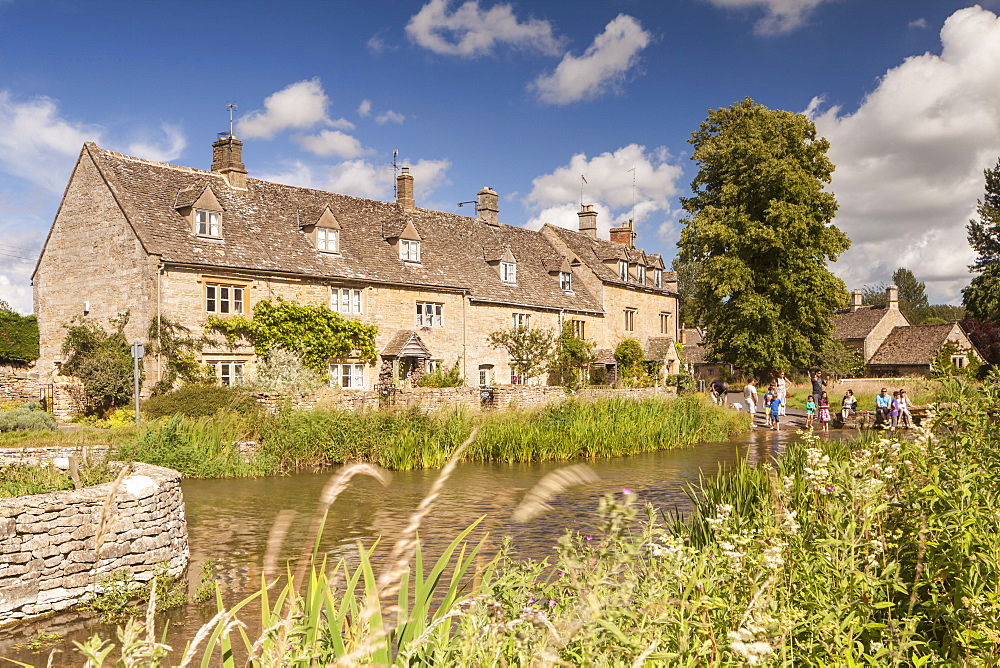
[329, 363, 365, 389]
[619, 260, 628, 281]
[400, 239, 421, 262]
[654, 269, 663, 288]
[660, 312, 671, 335]
[510, 368, 528, 385]
[512, 313, 531, 329]
[478, 364, 493, 386]
[500, 261, 517, 284]
[637, 266, 646, 286]
[624, 308, 636, 332]
[205, 283, 244, 315]
[572, 319, 586, 339]
[416, 302, 443, 327]
[331, 287, 363, 314]
[207, 360, 245, 386]
[951, 354, 967, 369]
[317, 227, 338, 253]
[560, 271, 572, 292]
[426, 360, 441, 374]
[195, 209, 220, 237]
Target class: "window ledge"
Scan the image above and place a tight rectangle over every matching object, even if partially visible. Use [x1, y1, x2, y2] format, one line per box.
[196, 235, 224, 241]
[403, 261, 423, 267]
[319, 250, 342, 257]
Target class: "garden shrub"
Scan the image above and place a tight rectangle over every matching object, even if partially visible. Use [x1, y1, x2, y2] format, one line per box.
[0, 311, 39, 363]
[141, 384, 261, 419]
[417, 360, 464, 387]
[0, 407, 58, 432]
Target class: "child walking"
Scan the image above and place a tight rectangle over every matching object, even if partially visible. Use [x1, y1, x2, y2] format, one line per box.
[818, 391, 831, 433]
[805, 395, 816, 429]
[769, 390, 782, 431]
[763, 385, 776, 427]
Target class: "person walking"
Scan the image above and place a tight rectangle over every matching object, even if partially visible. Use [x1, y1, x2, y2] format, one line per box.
[763, 385, 775, 427]
[818, 391, 831, 433]
[769, 390, 782, 431]
[875, 387, 892, 429]
[805, 395, 816, 429]
[775, 371, 789, 416]
[743, 380, 758, 424]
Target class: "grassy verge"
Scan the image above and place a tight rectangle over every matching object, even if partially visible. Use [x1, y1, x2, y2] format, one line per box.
[0, 461, 116, 497]
[79, 374, 1000, 665]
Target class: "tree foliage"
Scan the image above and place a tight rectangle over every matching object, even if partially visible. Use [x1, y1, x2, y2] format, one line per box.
[487, 326, 554, 383]
[815, 338, 865, 380]
[614, 338, 645, 386]
[964, 158, 1000, 319]
[861, 268, 930, 323]
[677, 98, 850, 377]
[552, 321, 595, 386]
[61, 314, 134, 414]
[670, 256, 703, 327]
[253, 347, 327, 394]
[0, 311, 39, 364]
[961, 318, 1000, 365]
[930, 341, 982, 379]
[416, 360, 464, 388]
[207, 299, 378, 372]
[146, 316, 214, 395]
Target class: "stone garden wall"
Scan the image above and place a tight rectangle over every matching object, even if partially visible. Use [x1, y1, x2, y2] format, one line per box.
[0, 461, 189, 626]
[0, 363, 39, 405]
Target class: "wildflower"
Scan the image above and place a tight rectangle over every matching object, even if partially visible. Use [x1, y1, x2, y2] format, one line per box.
[584, 535, 593, 541]
[622, 487, 633, 495]
[549, 600, 556, 607]
[728, 628, 774, 664]
[780, 509, 800, 535]
[762, 543, 784, 570]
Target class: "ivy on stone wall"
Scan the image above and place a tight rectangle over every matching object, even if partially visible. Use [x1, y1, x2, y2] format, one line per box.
[0, 310, 39, 364]
[206, 298, 378, 372]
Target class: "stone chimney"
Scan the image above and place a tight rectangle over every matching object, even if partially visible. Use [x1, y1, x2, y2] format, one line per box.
[211, 134, 247, 189]
[577, 204, 597, 237]
[477, 187, 499, 226]
[678, 328, 687, 345]
[609, 219, 636, 248]
[849, 289, 863, 312]
[886, 284, 899, 310]
[397, 167, 415, 210]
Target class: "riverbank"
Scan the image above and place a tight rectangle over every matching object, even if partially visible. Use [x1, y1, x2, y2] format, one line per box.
[60, 373, 1000, 664]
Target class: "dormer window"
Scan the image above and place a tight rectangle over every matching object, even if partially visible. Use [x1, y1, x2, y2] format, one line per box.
[400, 239, 421, 262]
[501, 261, 517, 284]
[637, 266, 646, 286]
[196, 209, 220, 237]
[619, 260, 628, 281]
[654, 269, 662, 288]
[317, 227, 339, 253]
[560, 271, 572, 292]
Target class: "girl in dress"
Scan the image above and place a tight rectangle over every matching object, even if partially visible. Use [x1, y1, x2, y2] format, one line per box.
[805, 395, 817, 429]
[818, 391, 831, 433]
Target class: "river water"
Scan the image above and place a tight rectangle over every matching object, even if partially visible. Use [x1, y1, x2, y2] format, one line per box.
[0, 427, 824, 665]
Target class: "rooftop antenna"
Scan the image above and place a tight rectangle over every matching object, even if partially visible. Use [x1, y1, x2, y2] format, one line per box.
[628, 166, 636, 223]
[580, 174, 587, 207]
[392, 149, 399, 199]
[226, 102, 238, 137]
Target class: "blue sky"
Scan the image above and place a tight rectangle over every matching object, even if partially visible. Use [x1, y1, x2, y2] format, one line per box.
[2, 0, 1000, 313]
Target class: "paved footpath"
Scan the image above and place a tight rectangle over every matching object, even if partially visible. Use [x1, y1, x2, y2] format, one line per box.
[723, 391, 810, 431]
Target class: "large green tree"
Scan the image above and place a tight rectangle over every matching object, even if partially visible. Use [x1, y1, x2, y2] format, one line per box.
[963, 158, 1000, 320]
[677, 98, 850, 378]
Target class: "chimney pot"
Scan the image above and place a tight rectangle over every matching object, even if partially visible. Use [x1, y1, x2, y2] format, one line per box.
[886, 284, 899, 310]
[609, 219, 636, 248]
[477, 186, 499, 226]
[577, 204, 598, 238]
[397, 167, 415, 210]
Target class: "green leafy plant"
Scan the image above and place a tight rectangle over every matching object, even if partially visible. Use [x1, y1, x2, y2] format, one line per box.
[207, 298, 378, 371]
[141, 383, 260, 419]
[0, 406, 57, 432]
[552, 321, 595, 387]
[146, 316, 214, 395]
[931, 340, 982, 378]
[613, 338, 644, 386]
[417, 360, 464, 387]
[60, 313, 135, 415]
[253, 346, 327, 394]
[82, 565, 186, 623]
[0, 310, 39, 363]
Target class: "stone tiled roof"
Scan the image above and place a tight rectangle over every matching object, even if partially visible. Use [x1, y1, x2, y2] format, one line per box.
[83, 143, 604, 314]
[830, 305, 892, 339]
[868, 323, 961, 366]
[381, 330, 431, 358]
[546, 225, 678, 292]
[644, 337, 677, 361]
[680, 328, 709, 364]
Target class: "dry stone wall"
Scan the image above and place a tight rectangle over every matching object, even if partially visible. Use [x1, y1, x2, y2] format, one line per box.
[0, 461, 189, 626]
[0, 364, 39, 405]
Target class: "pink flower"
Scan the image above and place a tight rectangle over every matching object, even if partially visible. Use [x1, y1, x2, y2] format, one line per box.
[622, 487, 633, 495]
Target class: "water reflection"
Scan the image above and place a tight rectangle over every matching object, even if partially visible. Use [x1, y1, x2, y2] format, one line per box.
[0, 428, 834, 663]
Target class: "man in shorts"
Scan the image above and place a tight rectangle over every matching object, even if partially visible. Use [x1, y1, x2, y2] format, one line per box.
[743, 380, 758, 425]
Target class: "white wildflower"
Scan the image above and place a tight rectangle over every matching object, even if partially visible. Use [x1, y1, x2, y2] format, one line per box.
[780, 509, 800, 536]
[728, 628, 774, 664]
[762, 543, 784, 570]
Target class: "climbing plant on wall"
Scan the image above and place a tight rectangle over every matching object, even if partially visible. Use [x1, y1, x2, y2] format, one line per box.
[206, 299, 378, 372]
[0, 309, 39, 364]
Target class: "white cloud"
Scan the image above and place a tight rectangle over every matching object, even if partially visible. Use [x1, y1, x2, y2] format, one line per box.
[524, 144, 683, 239]
[238, 79, 330, 139]
[258, 158, 452, 203]
[531, 14, 650, 106]
[908, 17, 928, 29]
[808, 6, 1000, 302]
[406, 0, 564, 57]
[703, 0, 832, 35]
[358, 99, 372, 118]
[376, 110, 406, 125]
[0, 91, 100, 192]
[125, 123, 186, 163]
[294, 130, 369, 159]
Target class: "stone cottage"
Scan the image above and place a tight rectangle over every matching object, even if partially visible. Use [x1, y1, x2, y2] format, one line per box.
[830, 285, 911, 363]
[32, 136, 680, 395]
[867, 322, 984, 377]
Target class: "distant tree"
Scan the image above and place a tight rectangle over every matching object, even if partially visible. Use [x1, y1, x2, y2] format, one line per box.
[0, 298, 12, 312]
[670, 257, 703, 327]
[860, 283, 888, 307]
[816, 338, 865, 380]
[961, 318, 1000, 365]
[893, 268, 928, 321]
[913, 304, 966, 324]
[488, 326, 554, 384]
[963, 158, 1000, 319]
[677, 98, 850, 379]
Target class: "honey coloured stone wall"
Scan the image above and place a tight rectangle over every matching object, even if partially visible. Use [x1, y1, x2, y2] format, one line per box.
[0, 462, 189, 626]
[0, 364, 39, 405]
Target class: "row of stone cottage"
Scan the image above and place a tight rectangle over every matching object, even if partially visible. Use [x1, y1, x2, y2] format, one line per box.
[26, 135, 682, 401]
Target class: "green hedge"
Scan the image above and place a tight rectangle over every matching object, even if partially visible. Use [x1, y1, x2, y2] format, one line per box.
[0, 312, 39, 363]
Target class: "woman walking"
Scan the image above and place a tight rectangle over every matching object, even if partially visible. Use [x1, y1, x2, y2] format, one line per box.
[775, 371, 789, 416]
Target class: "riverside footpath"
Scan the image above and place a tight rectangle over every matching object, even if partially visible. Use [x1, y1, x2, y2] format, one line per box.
[724, 391, 809, 430]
